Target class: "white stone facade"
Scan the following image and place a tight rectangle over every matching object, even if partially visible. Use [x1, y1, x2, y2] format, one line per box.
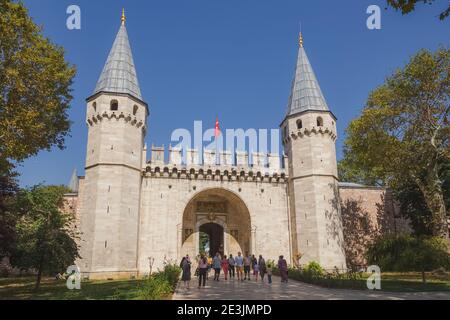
[73, 21, 354, 280]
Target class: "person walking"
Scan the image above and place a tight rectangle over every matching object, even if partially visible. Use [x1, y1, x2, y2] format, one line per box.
[228, 254, 235, 279]
[198, 255, 208, 288]
[180, 255, 192, 289]
[278, 255, 288, 283]
[213, 252, 222, 281]
[258, 255, 267, 282]
[221, 255, 229, 280]
[267, 262, 273, 284]
[254, 262, 260, 281]
[207, 254, 213, 280]
[251, 254, 257, 276]
[243, 253, 251, 281]
[235, 252, 244, 281]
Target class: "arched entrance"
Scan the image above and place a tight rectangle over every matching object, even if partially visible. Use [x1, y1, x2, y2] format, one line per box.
[180, 188, 251, 259]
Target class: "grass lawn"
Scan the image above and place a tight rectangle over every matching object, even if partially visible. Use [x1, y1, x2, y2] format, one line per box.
[0, 277, 145, 300]
[375, 272, 450, 292]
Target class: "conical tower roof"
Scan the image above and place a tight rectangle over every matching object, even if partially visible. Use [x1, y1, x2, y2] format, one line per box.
[93, 11, 142, 100]
[286, 34, 329, 117]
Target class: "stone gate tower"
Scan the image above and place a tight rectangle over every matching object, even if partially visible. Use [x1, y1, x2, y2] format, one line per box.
[281, 34, 346, 270]
[79, 11, 148, 278]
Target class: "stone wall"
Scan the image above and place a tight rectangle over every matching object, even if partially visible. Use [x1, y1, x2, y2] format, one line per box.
[339, 185, 412, 268]
[137, 168, 291, 275]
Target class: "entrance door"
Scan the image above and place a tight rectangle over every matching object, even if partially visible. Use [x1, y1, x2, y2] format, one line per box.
[199, 223, 224, 256]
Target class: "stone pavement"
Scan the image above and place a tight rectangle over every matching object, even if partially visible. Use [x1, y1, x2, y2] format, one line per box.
[173, 275, 450, 300]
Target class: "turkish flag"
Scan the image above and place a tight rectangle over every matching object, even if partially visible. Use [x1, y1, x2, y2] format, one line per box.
[215, 117, 221, 138]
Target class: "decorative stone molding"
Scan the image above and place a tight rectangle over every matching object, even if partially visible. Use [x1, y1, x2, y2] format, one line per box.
[86, 111, 146, 131]
[144, 165, 287, 184]
[282, 126, 337, 145]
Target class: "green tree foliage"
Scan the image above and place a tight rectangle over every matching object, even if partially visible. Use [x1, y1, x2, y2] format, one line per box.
[0, 0, 75, 163]
[199, 232, 209, 254]
[386, 0, 450, 20]
[341, 47, 450, 238]
[0, 158, 18, 258]
[10, 185, 79, 290]
[0, 0, 75, 261]
[366, 234, 450, 282]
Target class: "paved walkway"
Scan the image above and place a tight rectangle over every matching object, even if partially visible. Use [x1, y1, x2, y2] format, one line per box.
[173, 276, 450, 300]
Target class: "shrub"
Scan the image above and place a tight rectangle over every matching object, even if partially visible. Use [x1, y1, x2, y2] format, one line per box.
[138, 273, 173, 300]
[137, 263, 181, 300]
[366, 234, 450, 282]
[273, 262, 366, 290]
[303, 261, 324, 278]
[162, 263, 182, 289]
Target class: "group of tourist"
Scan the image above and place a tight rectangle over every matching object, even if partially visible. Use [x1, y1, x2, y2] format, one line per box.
[179, 252, 289, 289]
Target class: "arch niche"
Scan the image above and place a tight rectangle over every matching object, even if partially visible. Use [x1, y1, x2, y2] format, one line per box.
[180, 188, 251, 259]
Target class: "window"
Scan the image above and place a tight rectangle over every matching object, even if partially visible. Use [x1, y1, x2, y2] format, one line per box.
[296, 119, 303, 129]
[93, 102, 97, 112]
[133, 105, 138, 116]
[317, 117, 323, 127]
[110, 100, 119, 111]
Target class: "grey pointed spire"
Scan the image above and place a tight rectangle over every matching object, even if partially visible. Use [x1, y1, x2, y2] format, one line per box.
[286, 34, 329, 117]
[68, 168, 79, 193]
[94, 18, 142, 100]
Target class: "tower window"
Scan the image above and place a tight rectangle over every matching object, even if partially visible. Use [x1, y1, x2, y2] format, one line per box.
[296, 119, 303, 129]
[317, 117, 324, 127]
[133, 105, 139, 116]
[93, 102, 97, 112]
[110, 100, 119, 111]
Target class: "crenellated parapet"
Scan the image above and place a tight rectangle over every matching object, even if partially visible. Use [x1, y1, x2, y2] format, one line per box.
[144, 145, 288, 182]
[282, 125, 337, 145]
[86, 111, 146, 132]
[144, 164, 287, 184]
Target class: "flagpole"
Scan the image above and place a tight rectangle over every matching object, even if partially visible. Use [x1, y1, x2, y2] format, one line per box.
[216, 115, 218, 166]
[215, 116, 220, 166]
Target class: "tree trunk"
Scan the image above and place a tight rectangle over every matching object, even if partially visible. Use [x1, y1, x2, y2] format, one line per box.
[35, 266, 42, 291]
[415, 163, 448, 238]
[34, 256, 44, 291]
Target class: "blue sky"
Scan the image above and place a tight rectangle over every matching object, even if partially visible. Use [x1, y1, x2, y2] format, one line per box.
[18, 0, 449, 187]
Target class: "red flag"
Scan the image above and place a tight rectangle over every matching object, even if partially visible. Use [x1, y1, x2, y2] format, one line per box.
[215, 117, 221, 138]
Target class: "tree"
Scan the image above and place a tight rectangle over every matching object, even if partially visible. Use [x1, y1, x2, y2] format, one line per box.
[338, 160, 383, 187]
[0, 0, 75, 261]
[339, 158, 450, 236]
[386, 0, 450, 20]
[341, 47, 449, 238]
[366, 234, 450, 283]
[10, 185, 79, 290]
[0, 0, 75, 163]
[0, 158, 18, 259]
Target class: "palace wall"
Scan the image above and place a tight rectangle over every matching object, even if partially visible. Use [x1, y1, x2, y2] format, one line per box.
[137, 166, 291, 274]
[339, 185, 412, 268]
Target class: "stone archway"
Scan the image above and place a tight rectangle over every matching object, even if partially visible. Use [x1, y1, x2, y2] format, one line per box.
[181, 188, 251, 259]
